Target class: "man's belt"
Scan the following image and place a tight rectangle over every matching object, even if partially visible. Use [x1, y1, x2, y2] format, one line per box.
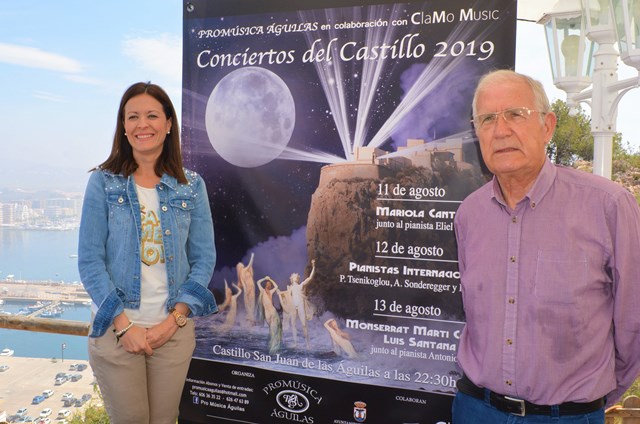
[457, 375, 606, 417]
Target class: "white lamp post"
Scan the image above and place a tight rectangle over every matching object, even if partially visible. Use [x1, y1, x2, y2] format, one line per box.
[539, 0, 640, 179]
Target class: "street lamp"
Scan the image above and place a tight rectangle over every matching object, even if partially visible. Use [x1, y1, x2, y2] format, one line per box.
[539, 0, 640, 179]
[61, 342, 66, 363]
[611, 0, 640, 68]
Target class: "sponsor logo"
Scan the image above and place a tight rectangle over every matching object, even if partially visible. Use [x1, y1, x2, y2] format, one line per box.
[276, 389, 310, 413]
[263, 379, 322, 423]
[353, 401, 367, 422]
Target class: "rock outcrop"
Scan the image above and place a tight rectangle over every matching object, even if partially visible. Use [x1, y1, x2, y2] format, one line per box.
[304, 163, 485, 320]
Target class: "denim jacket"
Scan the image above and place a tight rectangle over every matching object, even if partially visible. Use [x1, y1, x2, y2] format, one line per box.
[78, 168, 218, 337]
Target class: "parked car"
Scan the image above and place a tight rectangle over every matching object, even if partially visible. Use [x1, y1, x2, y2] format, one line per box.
[32, 395, 45, 405]
[60, 393, 73, 401]
[42, 389, 55, 398]
[69, 374, 82, 382]
[54, 372, 67, 380]
[54, 377, 66, 386]
[0, 364, 9, 372]
[16, 408, 28, 416]
[68, 364, 80, 371]
[39, 408, 53, 417]
[62, 398, 76, 408]
[75, 364, 87, 371]
[73, 395, 91, 408]
[56, 409, 71, 419]
[38, 418, 52, 424]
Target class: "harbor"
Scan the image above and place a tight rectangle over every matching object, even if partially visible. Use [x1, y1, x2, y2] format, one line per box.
[0, 284, 94, 420]
[0, 279, 90, 306]
[0, 281, 92, 364]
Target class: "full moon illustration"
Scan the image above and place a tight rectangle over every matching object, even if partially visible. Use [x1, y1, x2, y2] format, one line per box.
[205, 67, 296, 168]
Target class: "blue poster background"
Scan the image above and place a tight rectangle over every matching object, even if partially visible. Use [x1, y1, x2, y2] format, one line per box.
[180, 1, 516, 422]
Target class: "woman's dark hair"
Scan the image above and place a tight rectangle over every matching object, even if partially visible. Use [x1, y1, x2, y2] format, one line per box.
[95, 82, 187, 184]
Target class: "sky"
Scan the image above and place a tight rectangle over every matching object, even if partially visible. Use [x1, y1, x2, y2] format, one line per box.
[1, 0, 639, 192]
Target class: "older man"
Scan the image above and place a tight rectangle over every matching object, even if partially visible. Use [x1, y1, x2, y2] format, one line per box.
[452, 69, 640, 423]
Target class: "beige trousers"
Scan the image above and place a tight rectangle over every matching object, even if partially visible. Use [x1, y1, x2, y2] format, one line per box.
[88, 320, 195, 424]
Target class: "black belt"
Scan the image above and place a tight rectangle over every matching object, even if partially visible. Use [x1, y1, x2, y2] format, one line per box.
[457, 375, 605, 417]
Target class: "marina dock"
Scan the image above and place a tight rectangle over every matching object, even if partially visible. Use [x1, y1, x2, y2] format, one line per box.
[0, 280, 91, 336]
[0, 280, 89, 304]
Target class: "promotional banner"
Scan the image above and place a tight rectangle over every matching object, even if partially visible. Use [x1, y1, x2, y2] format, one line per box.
[180, 0, 516, 422]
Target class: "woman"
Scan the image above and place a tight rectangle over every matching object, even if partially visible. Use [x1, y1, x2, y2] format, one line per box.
[78, 82, 217, 424]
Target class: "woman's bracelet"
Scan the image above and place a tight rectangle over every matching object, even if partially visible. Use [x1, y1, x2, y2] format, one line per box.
[113, 321, 134, 342]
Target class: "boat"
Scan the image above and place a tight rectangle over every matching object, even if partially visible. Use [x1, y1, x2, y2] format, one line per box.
[26, 301, 45, 311]
[41, 307, 63, 318]
[0, 348, 14, 356]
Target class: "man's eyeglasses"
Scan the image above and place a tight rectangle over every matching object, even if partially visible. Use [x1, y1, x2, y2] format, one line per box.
[471, 107, 543, 130]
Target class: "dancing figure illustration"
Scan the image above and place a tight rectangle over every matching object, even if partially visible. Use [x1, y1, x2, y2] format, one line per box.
[257, 276, 283, 354]
[324, 318, 358, 358]
[219, 283, 242, 333]
[289, 259, 315, 349]
[236, 253, 256, 326]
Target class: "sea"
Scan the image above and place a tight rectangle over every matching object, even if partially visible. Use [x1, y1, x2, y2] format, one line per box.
[0, 228, 90, 360]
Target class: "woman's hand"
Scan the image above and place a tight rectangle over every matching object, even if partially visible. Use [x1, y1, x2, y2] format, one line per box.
[120, 325, 153, 356]
[146, 317, 179, 349]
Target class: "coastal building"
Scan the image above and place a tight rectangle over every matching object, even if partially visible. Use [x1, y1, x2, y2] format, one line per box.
[0, 193, 81, 229]
[1, 204, 14, 226]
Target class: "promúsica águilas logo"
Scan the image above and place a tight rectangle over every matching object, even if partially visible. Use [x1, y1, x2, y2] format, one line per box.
[264, 379, 322, 422]
[276, 389, 310, 413]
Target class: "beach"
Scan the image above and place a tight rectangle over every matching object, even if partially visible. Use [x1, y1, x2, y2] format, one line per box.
[0, 356, 98, 421]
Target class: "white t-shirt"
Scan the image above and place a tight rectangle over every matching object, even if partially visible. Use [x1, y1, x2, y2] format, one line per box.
[124, 185, 169, 327]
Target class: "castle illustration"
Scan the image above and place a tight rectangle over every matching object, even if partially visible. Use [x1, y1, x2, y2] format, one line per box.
[318, 130, 477, 187]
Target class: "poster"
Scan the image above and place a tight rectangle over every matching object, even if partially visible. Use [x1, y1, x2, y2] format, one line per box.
[180, 0, 516, 422]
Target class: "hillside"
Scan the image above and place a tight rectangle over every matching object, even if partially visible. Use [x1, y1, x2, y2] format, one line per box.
[574, 159, 640, 201]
